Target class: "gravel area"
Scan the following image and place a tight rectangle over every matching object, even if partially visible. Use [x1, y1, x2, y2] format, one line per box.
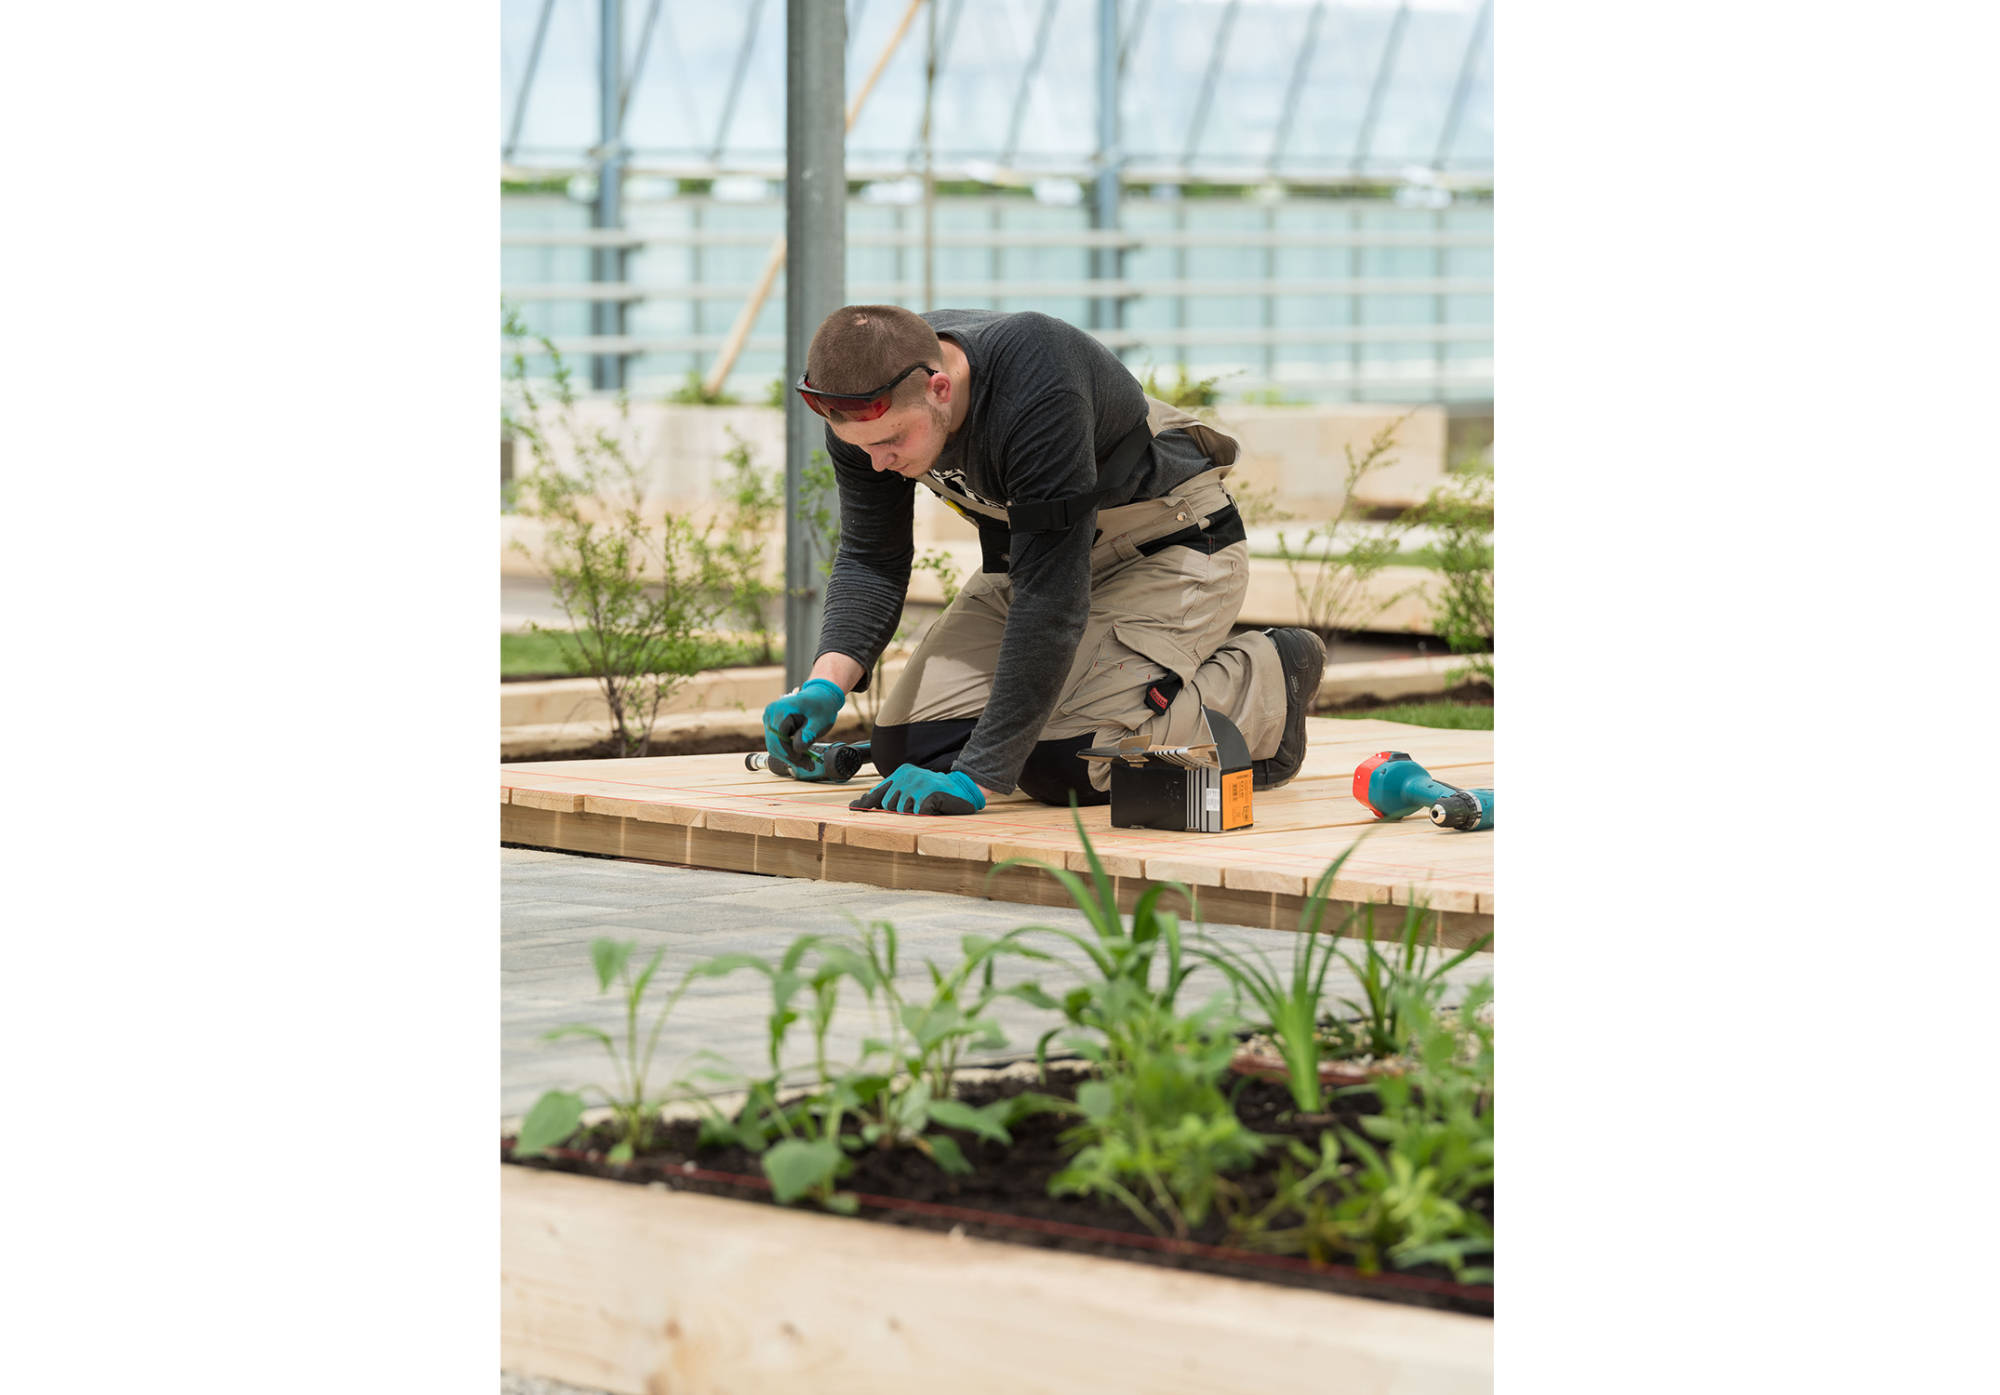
[501, 1372, 612, 1395]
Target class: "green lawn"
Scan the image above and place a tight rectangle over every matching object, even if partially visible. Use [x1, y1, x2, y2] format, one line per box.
[1331, 701, 1493, 730]
[502, 630, 783, 678]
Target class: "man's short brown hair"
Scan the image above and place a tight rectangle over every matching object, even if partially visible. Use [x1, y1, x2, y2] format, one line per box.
[805, 304, 942, 409]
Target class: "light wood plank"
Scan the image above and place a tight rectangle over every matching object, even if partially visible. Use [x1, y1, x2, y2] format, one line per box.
[502, 1167, 1492, 1395]
[500, 720, 1492, 928]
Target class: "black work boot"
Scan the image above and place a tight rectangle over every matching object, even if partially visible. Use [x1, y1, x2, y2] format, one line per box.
[1251, 627, 1327, 791]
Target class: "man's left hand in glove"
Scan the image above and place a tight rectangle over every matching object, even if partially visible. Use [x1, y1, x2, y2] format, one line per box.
[849, 765, 989, 816]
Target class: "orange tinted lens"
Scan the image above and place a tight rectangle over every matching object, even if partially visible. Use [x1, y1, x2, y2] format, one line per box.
[801, 389, 892, 421]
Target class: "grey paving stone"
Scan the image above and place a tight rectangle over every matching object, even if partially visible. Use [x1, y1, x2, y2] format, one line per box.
[500, 849, 1495, 1127]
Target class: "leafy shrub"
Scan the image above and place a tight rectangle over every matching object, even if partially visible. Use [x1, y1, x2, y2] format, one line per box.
[667, 370, 739, 405]
[503, 308, 729, 756]
[712, 429, 783, 664]
[1275, 415, 1415, 644]
[1139, 364, 1228, 408]
[1400, 464, 1494, 684]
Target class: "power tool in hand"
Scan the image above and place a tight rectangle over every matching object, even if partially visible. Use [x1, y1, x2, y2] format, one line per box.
[1352, 751, 1494, 832]
[745, 739, 873, 783]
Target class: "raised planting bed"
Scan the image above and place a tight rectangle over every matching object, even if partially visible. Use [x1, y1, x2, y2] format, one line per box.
[503, 1067, 1492, 1395]
[500, 823, 1493, 1392]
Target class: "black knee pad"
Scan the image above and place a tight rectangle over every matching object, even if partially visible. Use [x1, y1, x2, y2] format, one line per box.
[867, 718, 979, 778]
[1016, 734, 1112, 808]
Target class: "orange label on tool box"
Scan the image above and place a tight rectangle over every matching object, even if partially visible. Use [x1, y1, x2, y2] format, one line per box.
[1221, 769, 1253, 830]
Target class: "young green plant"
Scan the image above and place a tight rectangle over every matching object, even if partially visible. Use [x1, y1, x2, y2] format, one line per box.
[1230, 980, 1494, 1280]
[1049, 986, 1265, 1240]
[994, 807, 1201, 1070]
[1191, 846, 1367, 1114]
[681, 932, 867, 1212]
[510, 937, 693, 1165]
[1326, 903, 1491, 1062]
[840, 919, 1067, 1173]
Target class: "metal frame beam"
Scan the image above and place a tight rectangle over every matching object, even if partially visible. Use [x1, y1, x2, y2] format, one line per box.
[618, 0, 663, 129]
[1119, 0, 1152, 75]
[905, 0, 965, 163]
[1092, 0, 1122, 331]
[503, 0, 558, 163]
[1432, 0, 1493, 171]
[709, 0, 769, 163]
[1351, 1, 1410, 176]
[999, 0, 1061, 167]
[1267, 0, 1328, 176]
[1180, 0, 1241, 168]
[593, 0, 628, 391]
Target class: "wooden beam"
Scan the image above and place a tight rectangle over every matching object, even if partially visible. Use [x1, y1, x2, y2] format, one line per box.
[502, 1166, 1493, 1395]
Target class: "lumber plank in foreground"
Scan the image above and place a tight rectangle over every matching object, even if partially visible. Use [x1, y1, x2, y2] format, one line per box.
[502, 1166, 1492, 1395]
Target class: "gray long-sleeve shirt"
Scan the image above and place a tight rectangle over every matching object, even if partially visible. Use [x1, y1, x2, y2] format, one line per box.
[814, 309, 1215, 794]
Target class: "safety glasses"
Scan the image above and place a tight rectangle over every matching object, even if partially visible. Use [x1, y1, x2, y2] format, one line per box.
[793, 363, 936, 421]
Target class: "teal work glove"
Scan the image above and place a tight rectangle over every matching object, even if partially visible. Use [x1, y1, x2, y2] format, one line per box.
[762, 678, 845, 779]
[850, 765, 987, 816]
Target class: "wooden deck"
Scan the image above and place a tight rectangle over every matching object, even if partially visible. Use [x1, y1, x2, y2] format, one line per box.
[501, 717, 1493, 947]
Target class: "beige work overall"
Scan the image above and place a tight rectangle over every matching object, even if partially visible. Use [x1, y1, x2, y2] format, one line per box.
[877, 396, 1288, 794]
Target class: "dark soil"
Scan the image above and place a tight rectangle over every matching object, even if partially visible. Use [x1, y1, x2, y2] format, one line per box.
[503, 1068, 1492, 1317]
[1320, 680, 1493, 715]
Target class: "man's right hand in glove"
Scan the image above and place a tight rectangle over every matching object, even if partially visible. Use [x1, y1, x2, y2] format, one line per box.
[761, 678, 846, 779]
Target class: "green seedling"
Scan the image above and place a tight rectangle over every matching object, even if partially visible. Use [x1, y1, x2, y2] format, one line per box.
[511, 937, 694, 1165]
[1191, 846, 1367, 1114]
[997, 807, 1201, 1071]
[1235, 981, 1494, 1281]
[1325, 903, 1491, 1062]
[1050, 989, 1265, 1240]
[843, 921, 1067, 1172]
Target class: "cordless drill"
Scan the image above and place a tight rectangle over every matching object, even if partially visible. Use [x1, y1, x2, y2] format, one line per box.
[1352, 751, 1494, 832]
[745, 739, 873, 783]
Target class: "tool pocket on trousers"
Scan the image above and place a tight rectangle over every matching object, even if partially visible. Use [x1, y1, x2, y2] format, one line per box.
[1056, 619, 1200, 729]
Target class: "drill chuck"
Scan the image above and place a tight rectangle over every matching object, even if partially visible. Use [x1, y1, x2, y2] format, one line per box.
[1429, 789, 1493, 832]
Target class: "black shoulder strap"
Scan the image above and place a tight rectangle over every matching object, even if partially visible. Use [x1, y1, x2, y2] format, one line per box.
[1005, 416, 1154, 535]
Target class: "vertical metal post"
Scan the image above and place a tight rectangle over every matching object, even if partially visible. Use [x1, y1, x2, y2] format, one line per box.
[1348, 204, 1362, 401]
[1173, 198, 1186, 362]
[921, 0, 936, 309]
[593, 0, 627, 392]
[1091, 0, 1121, 333]
[690, 199, 704, 383]
[785, 0, 847, 691]
[1433, 208, 1447, 401]
[1263, 204, 1276, 387]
